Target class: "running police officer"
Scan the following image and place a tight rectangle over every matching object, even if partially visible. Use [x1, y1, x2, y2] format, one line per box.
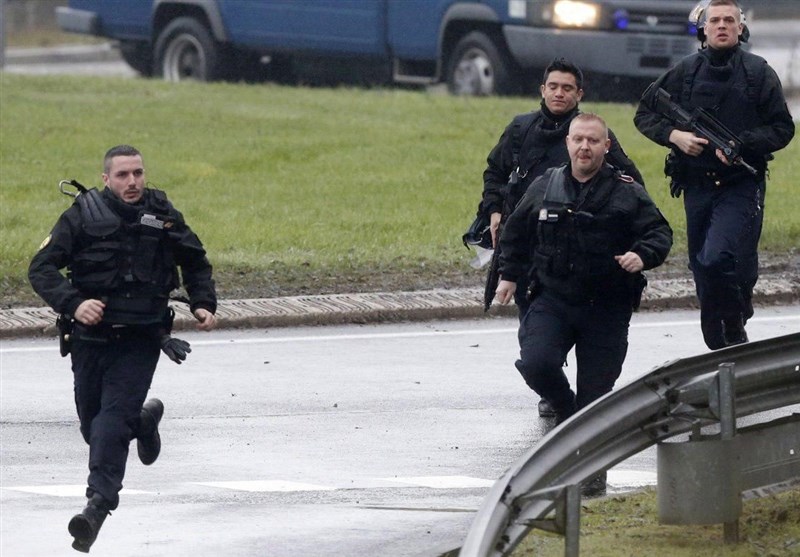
[495, 114, 672, 493]
[478, 58, 644, 417]
[634, 0, 794, 349]
[29, 145, 218, 553]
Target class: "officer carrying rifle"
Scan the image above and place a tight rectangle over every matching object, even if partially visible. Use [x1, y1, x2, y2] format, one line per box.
[634, 0, 794, 350]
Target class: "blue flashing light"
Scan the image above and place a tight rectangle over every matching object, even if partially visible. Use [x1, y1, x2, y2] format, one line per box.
[613, 9, 629, 30]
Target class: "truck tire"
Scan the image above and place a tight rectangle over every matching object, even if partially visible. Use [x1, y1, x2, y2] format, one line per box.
[154, 17, 227, 82]
[119, 41, 153, 77]
[446, 31, 518, 96]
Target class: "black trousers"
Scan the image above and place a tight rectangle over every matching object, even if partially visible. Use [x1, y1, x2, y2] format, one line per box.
[514, 274, 532, 321]
[683, 179, 764, 349]
[515, 290, 632, 417]
[70, 326, 161, 509]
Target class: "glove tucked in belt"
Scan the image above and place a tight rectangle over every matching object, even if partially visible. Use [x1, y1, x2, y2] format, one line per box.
[160, 335, 191, 364]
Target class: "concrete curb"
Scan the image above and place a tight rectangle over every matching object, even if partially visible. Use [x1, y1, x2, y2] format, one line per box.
[3, 274, 797, 340]
[4, 42, 121, 64]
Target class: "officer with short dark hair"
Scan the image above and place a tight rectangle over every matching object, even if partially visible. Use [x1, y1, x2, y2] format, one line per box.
[495, 113, 673, 495]
[634, 0, 794, 349]
[28, 144, 217, 553]
[479, 58, 644, 417]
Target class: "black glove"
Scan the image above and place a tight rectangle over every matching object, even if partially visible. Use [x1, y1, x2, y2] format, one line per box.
[669, 180, 683, 198]
[160, 335, 191, 364]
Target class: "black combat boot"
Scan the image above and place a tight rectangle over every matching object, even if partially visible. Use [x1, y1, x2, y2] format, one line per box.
[700, 314, 727, 350]
[552, 394, 577, 426]
[537, 398, 556, 418]
[68, 493, 110, 553]
[137, 398, 164, 465]
[581, 471, 607, 498]
[722, 315, 748, 346]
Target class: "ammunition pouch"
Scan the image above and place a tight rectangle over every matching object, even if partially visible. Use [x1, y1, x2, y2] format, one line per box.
[56, 314, 74, 357]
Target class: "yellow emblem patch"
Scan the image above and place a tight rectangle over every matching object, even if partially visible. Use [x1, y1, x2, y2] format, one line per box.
[38, 234, 51, 250]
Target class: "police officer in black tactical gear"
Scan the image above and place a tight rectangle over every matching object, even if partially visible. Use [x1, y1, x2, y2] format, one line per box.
[495, 114, 672, 495]
[479, 57, 644, 417]
[634, 0, 794, 350]
[28, 145, 217, 553]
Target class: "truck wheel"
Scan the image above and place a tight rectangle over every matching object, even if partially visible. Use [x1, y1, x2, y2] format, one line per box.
[119, 41, 153, 77]
[154, 17, 226, 82]
[447, 31, 518, 96]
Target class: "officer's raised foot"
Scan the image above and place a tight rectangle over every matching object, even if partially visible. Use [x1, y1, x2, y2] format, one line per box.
[68, 493, 110, 553]
[137, 398, 164, 465]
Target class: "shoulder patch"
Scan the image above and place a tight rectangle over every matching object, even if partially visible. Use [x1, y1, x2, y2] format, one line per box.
[38, 234, 51, 251]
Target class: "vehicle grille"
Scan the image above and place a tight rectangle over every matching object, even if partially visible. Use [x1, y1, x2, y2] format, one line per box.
[618, 7, 693, 35]
[627, 36, 694, 57]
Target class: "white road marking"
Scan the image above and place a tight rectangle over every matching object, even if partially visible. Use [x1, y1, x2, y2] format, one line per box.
[3, 313, 797, 353]
[193, 480, 336, 492]
[608, 469, 658, 488]
[381, 476, 496, 489]
[1, 470, 657, 498]
[2, 485, 152, 497]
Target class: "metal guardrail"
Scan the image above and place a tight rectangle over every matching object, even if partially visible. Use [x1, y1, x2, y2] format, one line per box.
[459, 332, 800, 557]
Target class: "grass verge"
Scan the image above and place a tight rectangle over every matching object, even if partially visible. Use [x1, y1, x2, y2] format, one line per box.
[1, 73, 798, 307]
[513, 487, 800, 557]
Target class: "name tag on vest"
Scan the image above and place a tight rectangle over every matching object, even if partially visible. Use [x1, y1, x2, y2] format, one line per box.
[539, 209, 559, 222]
[140, 214, 164, 229]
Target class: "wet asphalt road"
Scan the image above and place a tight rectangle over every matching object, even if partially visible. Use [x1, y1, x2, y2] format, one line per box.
[2, 306, 799, 557]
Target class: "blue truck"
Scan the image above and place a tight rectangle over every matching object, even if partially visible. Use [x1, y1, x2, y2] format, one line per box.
[57, 0, 700, 96]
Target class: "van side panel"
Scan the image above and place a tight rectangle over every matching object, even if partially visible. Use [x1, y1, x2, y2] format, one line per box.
[69, 0, 152, 39]
[218, 0, 387, 57]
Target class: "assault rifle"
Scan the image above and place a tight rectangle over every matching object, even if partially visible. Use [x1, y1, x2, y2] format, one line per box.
[483, 223, 502, 311]
[651, 87, 757, 176]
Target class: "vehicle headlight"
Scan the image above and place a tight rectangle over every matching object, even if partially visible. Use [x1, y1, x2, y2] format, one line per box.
[552, 0, 600, 28]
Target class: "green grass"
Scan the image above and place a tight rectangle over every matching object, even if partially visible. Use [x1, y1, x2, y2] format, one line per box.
[1, 73, 797, 306]
[513, 487, 800, 556]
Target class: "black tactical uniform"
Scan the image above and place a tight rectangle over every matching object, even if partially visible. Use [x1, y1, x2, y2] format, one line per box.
[28, 186, 216, 512]
[481, 102, 644, 314]
[634, 45, 794, 349]
[499, 164, 672, 420]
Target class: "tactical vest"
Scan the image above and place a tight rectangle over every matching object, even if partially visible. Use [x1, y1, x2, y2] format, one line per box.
[68, 188, 179, 325]
[678, 49, 767, 175]
[503, 110, 574, 215]
[532, 167, 638, 303]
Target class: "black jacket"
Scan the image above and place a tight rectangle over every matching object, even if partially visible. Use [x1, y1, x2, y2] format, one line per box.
[634, 46, 794, 181]
[29, 187, 216, 323]
[499, 164, 672, 305]
[481, 103, 644, 218]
